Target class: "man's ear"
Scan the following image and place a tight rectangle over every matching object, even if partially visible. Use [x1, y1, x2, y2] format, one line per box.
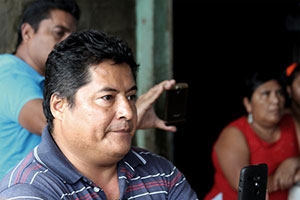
[20, 23, 34, 42]
[50, 93, 67, 120]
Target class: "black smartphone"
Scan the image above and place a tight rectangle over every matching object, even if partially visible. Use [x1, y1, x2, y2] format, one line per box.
[164, 82, 188, 126]
[238, 163, 268, 200]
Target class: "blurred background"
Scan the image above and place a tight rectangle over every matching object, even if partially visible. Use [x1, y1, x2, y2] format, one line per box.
[173, 1, 300, 198]
[1, 0, 300, 198]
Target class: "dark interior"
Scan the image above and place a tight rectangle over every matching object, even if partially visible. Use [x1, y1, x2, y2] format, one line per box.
[172, 0, 300, 198]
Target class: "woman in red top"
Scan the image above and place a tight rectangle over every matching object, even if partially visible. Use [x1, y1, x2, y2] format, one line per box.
[205, 69, 300, 200]
[283, 62, 300, 199]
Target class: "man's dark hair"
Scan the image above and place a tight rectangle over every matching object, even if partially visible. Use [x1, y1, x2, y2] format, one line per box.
[43, 29, 139, 133]
[15, 0, 80, 51]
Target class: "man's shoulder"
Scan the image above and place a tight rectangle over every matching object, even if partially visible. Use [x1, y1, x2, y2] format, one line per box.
[130, 146, 173, 168]
[0, 54, 32, 76]
[131, 146, 163, 159]
[0, 151, 60, 199]
[0, 54, 21, 65]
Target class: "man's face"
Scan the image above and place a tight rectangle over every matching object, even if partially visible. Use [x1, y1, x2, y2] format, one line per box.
[27, 9, 77, 75]
[51, 60, 137, 167]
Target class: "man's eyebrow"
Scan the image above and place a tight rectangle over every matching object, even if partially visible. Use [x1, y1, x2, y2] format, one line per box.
[54, 25, 72, 32]
[97, 85, 138, 93]
[128, 85, 138, 92]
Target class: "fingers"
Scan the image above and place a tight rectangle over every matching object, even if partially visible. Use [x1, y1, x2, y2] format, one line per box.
[146, 79, 176, 102]
[273, 170, 295, 190]
[138, 79, 176, 106]
[135, 79, 178, 131]
[161, 79, 176, 90]
[156, 119, 177, 132]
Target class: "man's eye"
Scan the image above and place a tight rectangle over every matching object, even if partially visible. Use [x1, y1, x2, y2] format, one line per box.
[56, 31, 65, 37]
[128, 94, 137, 101]
[54, 30, 67, 40]
[102, 95, 114, 101]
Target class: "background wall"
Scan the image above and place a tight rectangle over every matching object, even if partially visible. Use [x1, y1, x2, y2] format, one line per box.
[0, 0, 136, 53]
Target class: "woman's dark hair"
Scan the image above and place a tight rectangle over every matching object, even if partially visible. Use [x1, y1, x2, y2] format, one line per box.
[243, 69, 285, 101]
[43, 29, 139, 133]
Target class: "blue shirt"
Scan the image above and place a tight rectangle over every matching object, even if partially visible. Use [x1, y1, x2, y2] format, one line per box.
[0, 54, 43, 179]
[0, 126, 198, 199]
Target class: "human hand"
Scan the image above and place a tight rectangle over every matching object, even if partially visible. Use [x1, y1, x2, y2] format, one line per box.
[272, 157, 300, 190]
[294, 167, 300, 183]
[136, 79, 177, 132]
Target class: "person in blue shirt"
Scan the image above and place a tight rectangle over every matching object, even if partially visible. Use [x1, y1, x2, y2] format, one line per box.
[0, 29, 198, 199]
[0, 0, 176, 180]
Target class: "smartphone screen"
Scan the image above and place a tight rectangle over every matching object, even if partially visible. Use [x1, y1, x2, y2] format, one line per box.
[164, 82, 188, 126]
[238, 163, 268, 200]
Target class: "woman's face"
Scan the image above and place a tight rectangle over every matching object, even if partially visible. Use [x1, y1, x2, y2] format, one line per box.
[290, 73, 300, 107]
[250, 80, 285, 126]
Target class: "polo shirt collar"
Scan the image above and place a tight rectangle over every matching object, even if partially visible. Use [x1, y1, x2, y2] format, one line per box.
[35, 126, 147, 184]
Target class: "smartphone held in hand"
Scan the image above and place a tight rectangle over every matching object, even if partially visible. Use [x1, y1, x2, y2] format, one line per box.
[238, 163, 268, 200]
[164, 82, 188, 126]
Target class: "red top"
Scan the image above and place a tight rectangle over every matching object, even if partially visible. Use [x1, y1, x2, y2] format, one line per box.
[204, 114, 299, 200]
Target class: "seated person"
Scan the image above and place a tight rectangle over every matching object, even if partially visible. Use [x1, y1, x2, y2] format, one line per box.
[0, 29, 198, 199]
[204, 69, 300, 200]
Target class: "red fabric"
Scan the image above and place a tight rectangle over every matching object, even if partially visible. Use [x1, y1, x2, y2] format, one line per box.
[204, 114, 299, 200]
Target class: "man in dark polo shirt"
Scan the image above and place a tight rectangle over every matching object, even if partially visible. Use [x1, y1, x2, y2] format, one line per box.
[0, 0, 178, 181]
[0, 29, 198, 199]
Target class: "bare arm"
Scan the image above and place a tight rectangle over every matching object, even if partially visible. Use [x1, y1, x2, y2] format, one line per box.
[214, 126, 250, 190]
[18, 98, 47, 135]
[216, 125, 300, 194]
[269, 157, 300, 192]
